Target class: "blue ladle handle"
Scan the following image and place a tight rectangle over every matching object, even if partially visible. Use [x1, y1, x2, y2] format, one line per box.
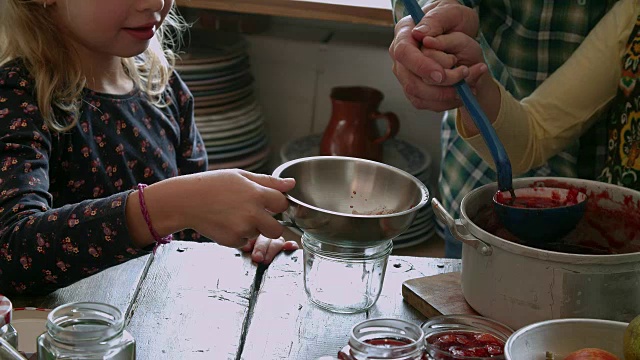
[400, 0, 513, 192]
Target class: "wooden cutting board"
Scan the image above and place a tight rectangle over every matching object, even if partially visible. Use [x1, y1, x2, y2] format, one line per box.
[402, 271, 478, 317]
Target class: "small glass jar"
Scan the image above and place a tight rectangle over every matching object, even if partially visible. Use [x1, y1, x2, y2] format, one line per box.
[37, 302, 135, 359]
[302, 233, 392, 313]
[421, 315, 514, 360]
[337, 318, 426, 360]
[0, 295, 18, 350]
[0, 323, 19, 350]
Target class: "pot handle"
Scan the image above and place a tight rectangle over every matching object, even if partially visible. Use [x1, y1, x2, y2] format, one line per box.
[431, 198, 493, 256]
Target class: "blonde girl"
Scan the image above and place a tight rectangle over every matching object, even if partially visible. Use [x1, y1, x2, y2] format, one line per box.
[0, 0, 297, 295]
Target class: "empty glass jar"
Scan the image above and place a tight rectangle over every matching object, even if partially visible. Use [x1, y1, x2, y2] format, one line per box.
[37, 302, 135, 359]
[338, 318, 426, 360]
[302, 233, 392, 313]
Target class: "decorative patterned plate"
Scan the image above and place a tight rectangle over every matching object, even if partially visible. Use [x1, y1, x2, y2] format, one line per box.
[281, 134, 431, 176]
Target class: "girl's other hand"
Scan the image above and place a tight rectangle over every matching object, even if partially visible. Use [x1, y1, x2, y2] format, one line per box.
[173, 169, 296, 249]
[240, 235, 299, 264]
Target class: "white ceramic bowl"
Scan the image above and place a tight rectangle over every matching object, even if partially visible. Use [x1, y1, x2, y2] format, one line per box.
[505, 318, 627, 360]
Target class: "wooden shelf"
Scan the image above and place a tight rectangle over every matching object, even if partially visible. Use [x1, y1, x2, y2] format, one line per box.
[176, 0, 395, 27]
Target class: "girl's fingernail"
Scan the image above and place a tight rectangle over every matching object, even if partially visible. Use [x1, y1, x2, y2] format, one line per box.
[462, 67, 470, 77]
[430, 72, 443, 83]
[282, 178, 295, 185]
[254, 252, 264, 262]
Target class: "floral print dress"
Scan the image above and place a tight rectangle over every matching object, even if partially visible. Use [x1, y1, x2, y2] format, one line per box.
[598, 14, 640, 189]
[0, 59, 207, 294]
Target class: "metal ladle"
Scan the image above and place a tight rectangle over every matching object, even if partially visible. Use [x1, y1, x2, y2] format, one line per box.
[401, 0, 587, 244]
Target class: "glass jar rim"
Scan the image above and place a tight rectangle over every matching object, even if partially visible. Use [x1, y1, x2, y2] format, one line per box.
[422, 315, 514, 359]
[46, 302, 124, 344]
[301, 234, 393, 260]
[348, 318, 425, 357]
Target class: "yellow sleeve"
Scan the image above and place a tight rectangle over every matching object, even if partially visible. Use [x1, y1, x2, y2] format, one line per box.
[457, 0, 637, 175]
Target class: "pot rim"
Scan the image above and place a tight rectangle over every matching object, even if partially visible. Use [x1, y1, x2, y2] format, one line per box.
[460, 177, 640, 265]
[504, 318, 628, 359]
[273, 156, 430, 219]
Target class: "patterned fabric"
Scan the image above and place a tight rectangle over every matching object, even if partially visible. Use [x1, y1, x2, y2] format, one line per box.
[598, 14, 640, 188]
[0, 59, 207, 294]
[392, 0, 616, 219]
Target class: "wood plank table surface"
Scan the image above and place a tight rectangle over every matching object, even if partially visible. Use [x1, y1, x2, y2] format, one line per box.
[10, 241, 461, 359]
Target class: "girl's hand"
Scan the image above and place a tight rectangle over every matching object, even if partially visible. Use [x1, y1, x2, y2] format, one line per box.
[240, 235, 299, 264]
[170, 169, 295, 249]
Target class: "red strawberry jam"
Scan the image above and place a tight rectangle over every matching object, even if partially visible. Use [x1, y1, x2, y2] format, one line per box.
[364, 337, 414, 348]
[338, 337, 421, 360]
[426, 330, 505, 358]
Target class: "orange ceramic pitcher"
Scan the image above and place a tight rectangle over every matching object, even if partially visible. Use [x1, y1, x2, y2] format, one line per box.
[320, 86, 399, 162]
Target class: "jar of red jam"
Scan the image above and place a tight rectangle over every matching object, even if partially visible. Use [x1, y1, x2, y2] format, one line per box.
[421, 315, 513, 359]
[338, 318, 426, 360]
[0, 295, 18, 350]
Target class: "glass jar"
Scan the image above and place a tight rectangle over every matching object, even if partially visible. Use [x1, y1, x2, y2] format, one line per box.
[0, 323, 18, 350]
[421, 315, 514, 360]
[337, 318, 426, 360]
[37, 302, 135, 359]
[0, 295, 18, 350]
[302, 233, 392, 313]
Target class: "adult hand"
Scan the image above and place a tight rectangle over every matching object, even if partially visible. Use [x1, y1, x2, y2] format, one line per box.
[422, 33, 488, 90]
[389, 0, 480, 111]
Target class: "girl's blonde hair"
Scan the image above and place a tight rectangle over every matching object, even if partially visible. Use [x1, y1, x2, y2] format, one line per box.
[0, 0, 188, 132]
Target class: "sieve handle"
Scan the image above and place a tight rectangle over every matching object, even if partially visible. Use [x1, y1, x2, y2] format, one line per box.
[278, 220, 295, 227]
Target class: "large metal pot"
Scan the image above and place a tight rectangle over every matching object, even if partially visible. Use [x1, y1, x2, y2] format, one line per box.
[433, 177, 640, 330]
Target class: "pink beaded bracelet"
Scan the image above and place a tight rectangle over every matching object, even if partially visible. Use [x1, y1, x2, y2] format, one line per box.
[137, 183, 172, 252]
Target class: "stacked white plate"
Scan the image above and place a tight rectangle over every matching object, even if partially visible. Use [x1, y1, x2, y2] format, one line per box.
[280, 134, 435, 249]
[176, 33, 270, 173]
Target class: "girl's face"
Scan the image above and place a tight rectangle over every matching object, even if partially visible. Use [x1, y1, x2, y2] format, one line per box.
[50, 0, 174, 59]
